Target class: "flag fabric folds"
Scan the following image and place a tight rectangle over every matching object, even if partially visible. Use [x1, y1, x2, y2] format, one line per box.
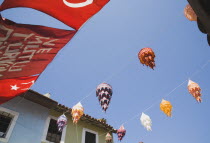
[187, 0, 210, 45]
[0, 16, 76, 80]
[0, 0, 110, 30]
[187, 0, 210, 33]
[0, 75, 38, 104]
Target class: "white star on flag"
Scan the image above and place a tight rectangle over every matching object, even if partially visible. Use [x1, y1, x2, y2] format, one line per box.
[10, 85, 20, 90]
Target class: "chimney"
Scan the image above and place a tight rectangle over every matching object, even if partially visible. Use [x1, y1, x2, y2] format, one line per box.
[44, 93, 51, 98]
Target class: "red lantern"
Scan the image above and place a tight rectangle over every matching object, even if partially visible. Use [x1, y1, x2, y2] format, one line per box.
[117, 125, 126, 141]
[188, 80, 202, 102]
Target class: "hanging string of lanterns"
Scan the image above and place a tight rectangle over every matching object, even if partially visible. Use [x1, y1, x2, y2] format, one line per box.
[55, 48, 207, 142]
[55, 77, 205, 142]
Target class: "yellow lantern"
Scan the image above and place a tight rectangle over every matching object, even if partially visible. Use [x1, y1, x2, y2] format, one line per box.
[184, 4, 197, 21]
[71, 102, 84, 124]
[160, 99, 172, 117]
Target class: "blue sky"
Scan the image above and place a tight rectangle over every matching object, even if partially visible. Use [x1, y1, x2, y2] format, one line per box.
[1, 0, 210, 142]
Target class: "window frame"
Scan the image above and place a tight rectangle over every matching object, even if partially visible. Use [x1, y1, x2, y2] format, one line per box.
[0, 107, 19, 143]
[42, 115, 67, 143]
[81, 128, 99, 143]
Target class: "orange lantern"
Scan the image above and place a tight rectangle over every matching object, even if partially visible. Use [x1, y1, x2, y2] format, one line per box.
[160, 99, 172, 117]
[188, 80, 202, 102]
[138, 47, 155, 69]
[184, 4, 197, 21]
[71, 102, 84, 124]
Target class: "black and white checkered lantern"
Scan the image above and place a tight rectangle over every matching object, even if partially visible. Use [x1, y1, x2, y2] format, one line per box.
[96, 83, 112, 112]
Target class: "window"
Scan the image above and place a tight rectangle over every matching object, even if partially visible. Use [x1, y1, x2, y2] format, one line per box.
[46, 119, 62, 143]
[0, 111, 13, 138]
[42, 116, 67, 143]
[0, 107, 19, 143]
[85, 131, 96, 143]
[82, 128, 98, 143]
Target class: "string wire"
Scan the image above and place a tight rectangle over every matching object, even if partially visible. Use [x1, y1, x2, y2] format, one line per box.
[98, 59, 210, 137]
[77, 61, 131, 104]
[37, 10, 183, 122]
[74, 7, 186, 109]
[121, 59, 210, 126]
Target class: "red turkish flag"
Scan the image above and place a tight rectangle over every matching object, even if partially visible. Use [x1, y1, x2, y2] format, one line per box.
[0, 16, 76, 80]
[0, 75, 38, 104]
[0, 0, 110, 30]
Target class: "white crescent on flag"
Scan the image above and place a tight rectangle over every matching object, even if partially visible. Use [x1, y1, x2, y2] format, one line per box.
[21, 80, 35, 85]
[10, 80, 35, 91]
[63, 0, 93, 8]
[0, 76, 39, 105]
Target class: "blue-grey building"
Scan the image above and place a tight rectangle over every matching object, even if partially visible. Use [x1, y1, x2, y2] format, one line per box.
[0, 90, 116, 143]
[0, 90, 57, 143]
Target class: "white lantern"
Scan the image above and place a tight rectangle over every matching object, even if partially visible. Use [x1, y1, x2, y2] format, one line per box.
[140, 112, 152, 131]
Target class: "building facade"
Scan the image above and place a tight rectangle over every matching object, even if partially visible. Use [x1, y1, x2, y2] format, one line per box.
[0, 90, 115, 143]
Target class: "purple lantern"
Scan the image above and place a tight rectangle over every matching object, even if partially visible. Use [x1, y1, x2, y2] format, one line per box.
[96, 83, 113, 112]
[57, 114, 67, 132]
